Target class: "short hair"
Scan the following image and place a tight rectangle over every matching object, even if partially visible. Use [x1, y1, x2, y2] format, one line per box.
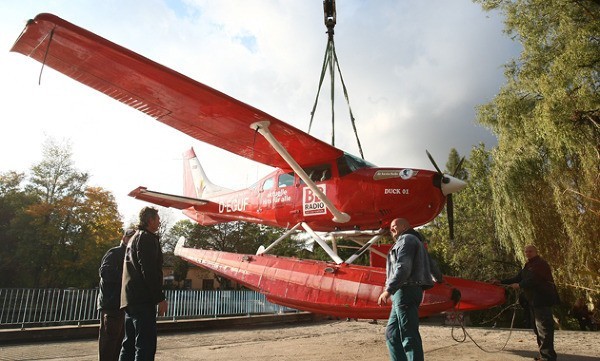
[138, 206, 159, 229]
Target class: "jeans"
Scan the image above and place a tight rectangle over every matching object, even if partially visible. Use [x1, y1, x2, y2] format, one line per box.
[531, 306, 557, 361]
[119, 304, 157, 361]
[98, 309, 125, 361]
[385, 285, 424, 361]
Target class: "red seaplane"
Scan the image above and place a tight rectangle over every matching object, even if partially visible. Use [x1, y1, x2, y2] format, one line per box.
[11, 13, 505, 319]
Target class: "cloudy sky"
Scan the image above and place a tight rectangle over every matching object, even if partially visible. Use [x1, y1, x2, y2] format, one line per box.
[0, 0, 520, 225]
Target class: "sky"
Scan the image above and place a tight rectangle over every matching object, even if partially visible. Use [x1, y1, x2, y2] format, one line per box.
[0, 0, 521, 226]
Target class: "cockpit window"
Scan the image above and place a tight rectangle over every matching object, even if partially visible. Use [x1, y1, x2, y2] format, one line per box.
[300, 164, 332, 183]
[337, 153, 375, 177]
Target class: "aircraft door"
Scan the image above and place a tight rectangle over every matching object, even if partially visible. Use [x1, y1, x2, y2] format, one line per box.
[258, 177, 276, 221]
[273, 172, 298, 225]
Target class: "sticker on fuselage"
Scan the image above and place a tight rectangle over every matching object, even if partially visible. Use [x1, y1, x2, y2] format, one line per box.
[373, 169, 418, 180]
[261, 189, 291, 207]
[303, 185, 327, 216]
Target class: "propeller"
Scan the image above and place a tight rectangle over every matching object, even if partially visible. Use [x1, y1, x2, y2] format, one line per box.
[426, 150, 465, 241]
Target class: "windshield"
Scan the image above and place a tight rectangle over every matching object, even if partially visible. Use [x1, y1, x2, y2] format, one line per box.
[337, 153, 376, 177]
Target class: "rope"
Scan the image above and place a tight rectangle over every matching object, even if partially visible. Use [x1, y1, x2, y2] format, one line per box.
[331, 46, 364, 159]
[449, 288, 521, 353]
[307, 23, 365, 159]
[39, 27, 56, 85]
[307, 39, 332, 134]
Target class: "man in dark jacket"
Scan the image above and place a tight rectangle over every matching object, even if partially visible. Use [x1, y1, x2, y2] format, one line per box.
[120, 207, 168, 361]
[377, 218, 443, 361]
[493, 245, 559, 361]
[97, 228, 135, 361]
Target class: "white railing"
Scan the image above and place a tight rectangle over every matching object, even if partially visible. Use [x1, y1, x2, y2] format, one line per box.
[0, 288, 295, 328]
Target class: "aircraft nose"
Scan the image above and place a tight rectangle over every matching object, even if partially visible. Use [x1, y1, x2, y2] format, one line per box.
[440, 174, 467, 196]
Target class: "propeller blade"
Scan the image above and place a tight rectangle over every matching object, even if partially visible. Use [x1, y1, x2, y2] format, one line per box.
[453, 156, 465, 177]
[447, 194, 454, 241]
[426, 150, 442, 174]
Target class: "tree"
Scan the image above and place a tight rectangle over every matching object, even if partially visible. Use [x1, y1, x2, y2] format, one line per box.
[422, 146, 515, 282]
[65, 187, 123, 287]
[2, 138, 123, 287]
[0, 171, 37, 287]
[474, 0, 600, 300]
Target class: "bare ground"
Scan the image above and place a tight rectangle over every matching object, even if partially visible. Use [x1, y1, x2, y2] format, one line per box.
[0, 319, 598, 360]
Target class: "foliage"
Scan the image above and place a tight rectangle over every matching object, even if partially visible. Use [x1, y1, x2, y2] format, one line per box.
[0, 171, 37, 287]
[0, 138, 123, 288]
[168, 219, 308, 256]
[421, 146, 516, 284]
[473, 0, 600, 304]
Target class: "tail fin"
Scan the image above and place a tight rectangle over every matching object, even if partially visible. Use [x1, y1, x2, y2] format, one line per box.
[183, 148, 232, 198]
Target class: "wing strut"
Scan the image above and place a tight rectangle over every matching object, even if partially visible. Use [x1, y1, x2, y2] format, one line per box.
[251, 120, 350, 223]
[257, 222, 343, 264]
[344, 231, 386, 265]
[256, 222, 303, 255]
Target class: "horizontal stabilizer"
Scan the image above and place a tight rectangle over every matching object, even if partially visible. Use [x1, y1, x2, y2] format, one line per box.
[128, 186, 208, 210]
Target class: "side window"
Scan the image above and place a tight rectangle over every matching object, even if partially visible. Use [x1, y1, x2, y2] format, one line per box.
[262, 177, 275, 191]
[278, 173, 294, 187]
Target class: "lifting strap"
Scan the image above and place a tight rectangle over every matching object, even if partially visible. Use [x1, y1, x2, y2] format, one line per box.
[308, 0, 365, 160]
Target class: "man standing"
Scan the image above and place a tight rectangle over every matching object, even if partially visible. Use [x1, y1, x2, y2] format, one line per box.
[493, 245, 559, 361]
[98, 228, 135, 361]
[120, 207, 168, 361]
[378, 218, 442, 361]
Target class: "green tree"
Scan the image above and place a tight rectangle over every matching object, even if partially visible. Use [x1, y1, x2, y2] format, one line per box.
[422, 146, 515, 282]
[475, 0, 600, 300]
[0, 171, 37, 287]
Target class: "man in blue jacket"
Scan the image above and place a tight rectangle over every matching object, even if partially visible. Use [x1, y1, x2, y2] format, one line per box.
[378, 218, 442, 361]
[97, 228, 135, 361]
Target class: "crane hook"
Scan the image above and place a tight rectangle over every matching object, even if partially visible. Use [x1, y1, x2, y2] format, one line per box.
[323, 0, 336, 38]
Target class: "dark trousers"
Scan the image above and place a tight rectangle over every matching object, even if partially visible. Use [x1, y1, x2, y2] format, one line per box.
[119, 304, 157, 361]
[531, 306, 557, 361]
[99, 309, 125, 361]
[385, 285, 424, 361]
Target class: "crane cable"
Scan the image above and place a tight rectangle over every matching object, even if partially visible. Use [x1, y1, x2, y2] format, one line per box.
[307, 0, 365, 160]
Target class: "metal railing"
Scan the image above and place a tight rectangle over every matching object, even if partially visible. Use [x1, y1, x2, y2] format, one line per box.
[0, 288, 295, 328]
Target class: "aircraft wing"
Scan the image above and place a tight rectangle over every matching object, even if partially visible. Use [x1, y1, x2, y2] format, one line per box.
[10, 13, 343, 169]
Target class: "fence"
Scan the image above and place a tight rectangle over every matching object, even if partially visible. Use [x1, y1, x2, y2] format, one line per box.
[0, 288, 295, 328]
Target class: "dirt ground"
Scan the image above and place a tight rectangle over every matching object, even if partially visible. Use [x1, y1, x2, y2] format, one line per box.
[0, 319, 598, 361]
